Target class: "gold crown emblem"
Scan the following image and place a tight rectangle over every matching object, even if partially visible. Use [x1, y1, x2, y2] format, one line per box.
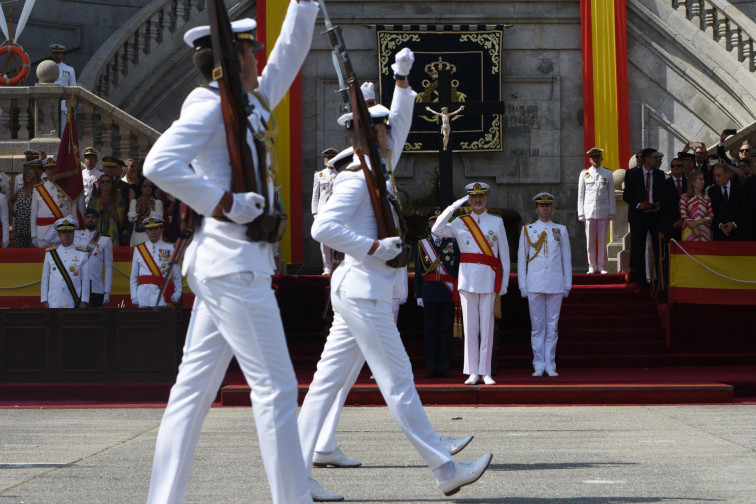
[424, 57, 456, 79]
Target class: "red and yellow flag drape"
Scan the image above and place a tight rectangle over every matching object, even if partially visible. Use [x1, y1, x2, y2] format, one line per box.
[255, 0, 303, 264]
[581, 0, 630, 172]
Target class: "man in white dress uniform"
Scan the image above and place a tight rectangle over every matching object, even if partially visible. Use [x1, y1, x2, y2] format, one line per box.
[31, 158, 85, 248]
[50, 44, 77, 133]
[129, 217, 181, 308]
[577, 147, 615, 274]
[312, 147, 339, 274]
[40, 217, 89, 308]
[432, 182, 510, 385]
[518, 192, 572, 377]
[142, 4, 324, 503]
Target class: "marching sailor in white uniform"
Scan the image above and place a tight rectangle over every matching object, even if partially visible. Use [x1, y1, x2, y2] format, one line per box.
[518, 192, 572, 377]
[129, 217, 181, 308]
[577, 147, 615, 273]
[40, 216, 89, 308]
[432, 182, 510, 385]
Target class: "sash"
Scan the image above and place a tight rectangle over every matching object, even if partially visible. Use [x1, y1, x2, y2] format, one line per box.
[418, 237, 455, 294]
[459, 215, 502, 292]
[86, 232, 101, 256]
[36, 184, 65, 220]
[136, 242, 174, 304]
[49, 248, 80, 306]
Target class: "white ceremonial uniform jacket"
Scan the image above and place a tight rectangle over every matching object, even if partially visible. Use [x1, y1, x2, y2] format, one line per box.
[577, 165, 616, 221]
[74, 230, 113, 296]
[40, 244, 90, 307]
[312, 167, 337, 215]
[0, 193, 9, 246]
[431, 202, 510, 294]
[30, 180, 85, 242]
[517, 220, 572, 294]
[143, 0, 318, 280]
[55, 62, 76, 87]
[82, 168, 104, 206]
[130, 238, 181, 307]
[0, 171, 9, 197]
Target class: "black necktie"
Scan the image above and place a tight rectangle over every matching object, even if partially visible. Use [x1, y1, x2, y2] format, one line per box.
[723, 186, 729, 202]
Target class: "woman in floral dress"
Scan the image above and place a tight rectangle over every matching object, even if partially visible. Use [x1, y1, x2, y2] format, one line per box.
[9, 166, 39, 248]
[679, 170, 713, 241]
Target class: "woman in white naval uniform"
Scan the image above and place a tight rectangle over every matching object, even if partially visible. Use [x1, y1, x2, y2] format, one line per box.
[577, 147, 615, 273]
[518, 192, 572, 377]
[142, 3, 319, 503]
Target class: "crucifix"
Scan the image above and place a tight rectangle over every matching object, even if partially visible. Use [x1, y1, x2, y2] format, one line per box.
[412, 63, 507, 206]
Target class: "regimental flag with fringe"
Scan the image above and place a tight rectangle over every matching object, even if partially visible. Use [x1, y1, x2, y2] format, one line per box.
[669, 241, 756, 305]
[52, 98, 84, 222]
[581, 0, 630, 172]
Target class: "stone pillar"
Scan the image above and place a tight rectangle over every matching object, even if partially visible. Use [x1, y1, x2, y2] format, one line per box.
[610, 170, 630, 274]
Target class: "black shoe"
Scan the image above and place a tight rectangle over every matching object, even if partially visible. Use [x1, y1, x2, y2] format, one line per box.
[438, 371, 454, 378]
[426, 371, 439, 378]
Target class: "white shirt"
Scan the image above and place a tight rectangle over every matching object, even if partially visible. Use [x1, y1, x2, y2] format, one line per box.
[41, 244, 90, 307]
[577, 165, 616, 220]
[74, 229, 113, 295]
[517, 219, 572, 294]
[143, 0, 319, 280]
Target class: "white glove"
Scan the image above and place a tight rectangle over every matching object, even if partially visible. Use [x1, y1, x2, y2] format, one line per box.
[103, 294, 110, 305]
[224, 192, 265, 225]
[453, 195, 469, 208]
[563, 289, 570, 299]
[391, 47, 414, 76]
[131, 299, 138, 307]
[171, 295, 180, 304]
[372, 237, 403, 261]
[360, 81, 375, 102]
[398, 296, 407, 305]
[32, 237, 38, 247]
[498, 286, 507, 296]
[578, 216, 585, 222]
[417, 298, 424, 308]
[520, 289, 528, 298]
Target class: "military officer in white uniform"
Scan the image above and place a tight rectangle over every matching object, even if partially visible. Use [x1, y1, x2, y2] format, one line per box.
[31, 158, 85, 247]
[518, 192, 572, 377]
[143, 5, 323, 503]
[577, 147, 615, 273]
[129, 217, 181, 307]
[432, 182, 509, 385]
[312, 147, 339, 274]
[81, 147, 104, 206]
[40, 217, 89, 308]
[50, 44, 77, 133]
[75, 208, 113, 307]
[0, 189, 8, 248]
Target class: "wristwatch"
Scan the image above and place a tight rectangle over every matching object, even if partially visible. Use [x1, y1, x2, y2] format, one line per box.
[394, 74, 407, 81]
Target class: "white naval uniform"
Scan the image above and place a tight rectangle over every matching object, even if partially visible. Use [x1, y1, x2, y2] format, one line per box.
[0, 192, 9, 247]
[142, 2, 318, 503]
[517, 219, 572, 372]
[129, 238, 181, 307]
[0, 171, 9, 197]
[577, 165, 615, 272]
[300, 159, 453, 482]
[40, 244, 90, 308]
[81, 167, 103, 206]
[432, 201, 510, 376]
[312, 165, 337, 272]
[30, 180, 85, 247]
[55, 61, 76, 133]
[311, 84, 417, 457]
[74, 230, 113, 300]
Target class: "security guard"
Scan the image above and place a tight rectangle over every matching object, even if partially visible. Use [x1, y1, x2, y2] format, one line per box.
[517, 192, 572, 377]
[432, 182, 510, 386]
[40, 216, 89, 308]
[129, 217, 181, 308]
[312, 147, 339, 274]
[577, 147, 615, 274]
[75, 208, 113, 307]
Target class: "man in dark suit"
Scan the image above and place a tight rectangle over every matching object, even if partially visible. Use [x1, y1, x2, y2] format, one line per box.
[710, 164, 747, 241]
[623, 147, 666, 290]
[661, 158, 688, 242]
[415, 210, 460, 378]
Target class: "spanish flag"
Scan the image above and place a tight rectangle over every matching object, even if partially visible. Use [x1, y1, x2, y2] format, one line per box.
[255, 0, 303, 265]
[669, 241, 756, 305]
[581, 0, 630, 172]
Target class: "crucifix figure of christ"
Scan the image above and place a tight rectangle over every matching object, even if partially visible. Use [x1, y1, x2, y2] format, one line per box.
[425, 105, 465, 151]
[413, 67, 506, 207]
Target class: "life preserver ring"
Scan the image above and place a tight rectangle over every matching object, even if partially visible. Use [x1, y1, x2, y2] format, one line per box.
[0, 44, 31, 86]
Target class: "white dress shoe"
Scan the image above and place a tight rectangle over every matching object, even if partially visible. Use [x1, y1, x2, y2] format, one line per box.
[437, 453, 493, 496]
[532, 369, 544, 377]
[309, 477, 344, 502]
[545, 369, 559, 377]
[482, 375, 496, 385]
[600, 269, 608, 274]
[587, 268, 595, 274]
[464, 374, 479, 385]
[440, 434, 473, 455]
[313, 447, 362, 468]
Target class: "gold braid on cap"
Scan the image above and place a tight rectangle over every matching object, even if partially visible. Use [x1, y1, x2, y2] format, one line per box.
[524, 227, 548, 263]
[251, 90, 279, 182]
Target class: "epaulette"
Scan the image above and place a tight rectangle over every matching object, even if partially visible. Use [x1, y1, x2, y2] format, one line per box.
[553, 221, 564, 225]
[45, 245, 59, 251]
[75, 247, 88, 253]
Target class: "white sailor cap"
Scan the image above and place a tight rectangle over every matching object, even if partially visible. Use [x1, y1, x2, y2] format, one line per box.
[586, 147, 603, 156]
[50, 44, 66, 52]
[533, 192, 556, 204]
[465, 182, 490, 195]
[183, 18, 264, 53]
[360, 82, 375, 102]
[143, 217, 165, 229]
[54, 216, 78, 231]
[337, 104, 391, 127]
[326, 147, 355, 170]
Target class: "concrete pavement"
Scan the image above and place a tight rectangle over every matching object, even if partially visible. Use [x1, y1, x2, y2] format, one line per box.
[1, 405, 754, 503]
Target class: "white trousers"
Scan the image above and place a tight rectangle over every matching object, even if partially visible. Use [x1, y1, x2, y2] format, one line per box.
[299, 287, 451, 476]
[527, 292, 563, 371]
[320, 242, 333, 273]
[314, 300, 400, 453]
[147, 271, 311, 504]
[459, 290, 496, 376]
[584, 218, 609, 272]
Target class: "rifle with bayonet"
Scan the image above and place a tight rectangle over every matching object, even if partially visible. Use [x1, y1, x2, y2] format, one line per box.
[320, 1, 411, 268]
